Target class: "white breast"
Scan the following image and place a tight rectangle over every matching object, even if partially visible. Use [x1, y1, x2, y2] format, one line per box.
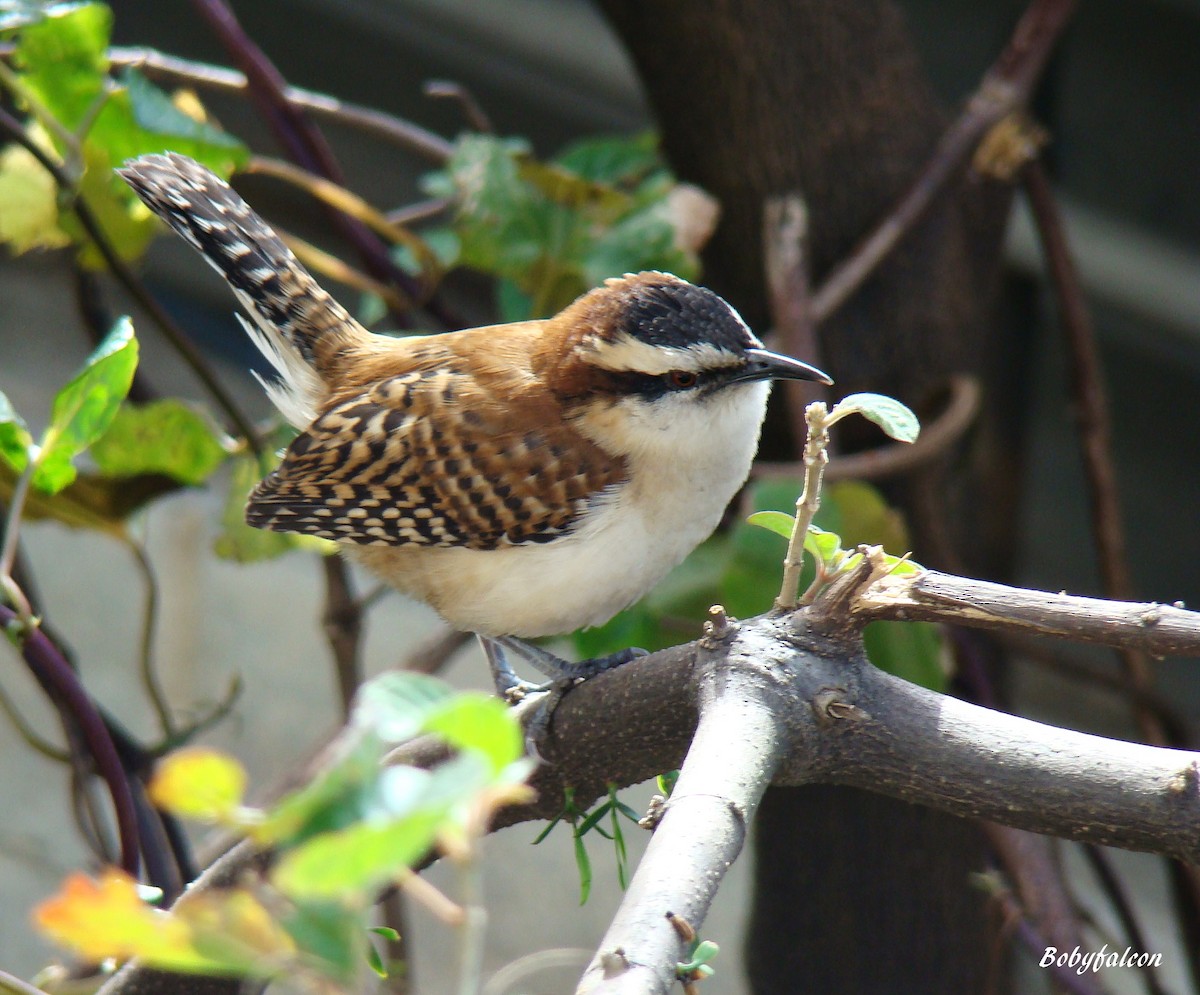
[352, 382, 771, 638]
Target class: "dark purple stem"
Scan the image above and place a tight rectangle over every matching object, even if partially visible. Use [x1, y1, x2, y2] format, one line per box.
[189, 0, 460, 328]
[1, 606, 139, 875]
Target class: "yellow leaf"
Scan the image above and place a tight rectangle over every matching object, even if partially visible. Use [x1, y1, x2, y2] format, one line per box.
[149, 747, 247, 821]
[176, 890, 296, 965]
[0, 143, 72, 253]
[34, 870, 293, 977]
[33, 869, 193, 963]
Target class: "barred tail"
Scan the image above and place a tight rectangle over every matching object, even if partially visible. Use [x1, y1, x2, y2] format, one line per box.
[119, 152, 367, 428]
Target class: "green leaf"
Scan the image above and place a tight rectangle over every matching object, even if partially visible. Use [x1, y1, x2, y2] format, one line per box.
[573, 828, 592, 905]
[581, 198, 697, 287]
[214, 455, 326, 561]
[553, 132, 661, 185]
[0, 390, 33, 472]
[0, 460, 179, 535]
[90, 399, 230, 485]
[117, 69, 246, 165]
[423, 693, 523, 775]
[34, 316, 138, 494]
[827, 480, 910, 551]
[576, 802, 612, 837]
[272, 809, 447, 900]
[370, 926, 400, 942]
[657, 770, 679, 797]
[279, 901, 365, 986]
[0, 142, 72, 253]
[13, 1, 111, 131]
[863, 620, 947, 691]
[746, 510, 795, 540]
[353, 671, 454, 743]
[426, 132, 706, 319]
[365, 940, 387, 979]
[804, 526, 844, 567]
[828, 392, 920, 443]
[62, 143, 162, 267]
[253, 738, 383, 848]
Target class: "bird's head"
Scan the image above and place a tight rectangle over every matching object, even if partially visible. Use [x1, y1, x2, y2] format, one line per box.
[536, 272, 832, 459]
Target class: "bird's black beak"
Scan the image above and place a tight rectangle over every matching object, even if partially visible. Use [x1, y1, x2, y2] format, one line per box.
[730, 348, 833, 386]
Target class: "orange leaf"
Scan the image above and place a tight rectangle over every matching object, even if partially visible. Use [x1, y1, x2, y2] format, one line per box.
[33, 869, 193, 963]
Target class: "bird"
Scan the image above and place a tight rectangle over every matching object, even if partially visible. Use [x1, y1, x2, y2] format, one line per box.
[119, 152, 831, 690]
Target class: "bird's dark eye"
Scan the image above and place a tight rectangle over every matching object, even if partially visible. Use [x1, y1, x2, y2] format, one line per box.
[666, 370, 699, 390]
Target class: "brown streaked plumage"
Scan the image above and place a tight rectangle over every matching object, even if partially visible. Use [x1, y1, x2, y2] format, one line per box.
[119, 153, 831, 643]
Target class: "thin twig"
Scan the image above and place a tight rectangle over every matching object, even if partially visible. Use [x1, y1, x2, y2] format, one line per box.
[851, 563, 1200, 657]
[763, 194, 825, 450]
[424, 80, 494, 134]
[0, 106, 265, 457]
[0, 967, 51, 995]
[245, 155, 442, 291]
[0, 604, 140, 875]
[989, 887, 1107, 995]
[321, 555, 362, 721]
[755, 374, 980, 483]
[1022, 163, 1163, 747]
[1000, 634, 1185, 741]
[400, 628, 473, 676]
[776, 402, 830, 609]
[0, 463, 36, 620]
[1081, 846, 1171, 995]
[454, 853, 488, 995]
[0, 678, 70, 761]
[189, 0, 454, 328]
[279, 228, 411, 313]
[73, 264, 156, 403]
[809, 0, 1079, 324]
[126, 537, 175, 739]
[984, 824, 1088, 964]
[380, 889, 412, 994]
[96, 45, 454, 162]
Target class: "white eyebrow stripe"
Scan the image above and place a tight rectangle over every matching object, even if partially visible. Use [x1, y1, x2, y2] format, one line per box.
[583, 334, 741, 374]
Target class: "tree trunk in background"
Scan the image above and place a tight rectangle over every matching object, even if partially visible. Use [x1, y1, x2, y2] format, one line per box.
[600, 1, 1019, 990]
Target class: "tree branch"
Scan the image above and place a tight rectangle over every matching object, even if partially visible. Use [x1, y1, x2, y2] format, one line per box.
[808, 0, 1078, 324]
[577, 613, 793, 993]
[95, 569, 1200, 994]
[851, 566, 1200, 657]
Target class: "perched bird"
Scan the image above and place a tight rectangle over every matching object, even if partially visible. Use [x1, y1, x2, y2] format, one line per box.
[120, 153, 831, 685]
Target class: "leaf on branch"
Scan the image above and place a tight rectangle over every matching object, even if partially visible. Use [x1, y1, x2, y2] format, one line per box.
[828, 392, 920, 443]
[34, 316, 138, 494]
[91, 398, 232, 485]
[745, 509, 794, 539]
[0, 461, 180, 535]
[0, 143, 72, 253]
[214, 454, 330, 561]
[12, 1, 111, 131]
[149, 747, 248, 823]
[424, 132, 706, 319]
[0, 390, 33, 471]
[34, 868, 293, 976]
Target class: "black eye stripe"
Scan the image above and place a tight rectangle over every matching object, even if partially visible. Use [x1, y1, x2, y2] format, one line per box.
[599, 369, 721, 399]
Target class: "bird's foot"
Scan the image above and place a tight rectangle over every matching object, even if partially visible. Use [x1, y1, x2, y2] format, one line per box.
[478, 636, 649, 758]
[490, 635, 649, 683]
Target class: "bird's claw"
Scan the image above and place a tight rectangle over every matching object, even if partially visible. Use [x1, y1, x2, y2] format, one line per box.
[478, 635, 649, 758]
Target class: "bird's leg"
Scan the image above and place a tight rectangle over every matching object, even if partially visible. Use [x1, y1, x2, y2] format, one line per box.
[480, 636, 648, 759]
[478, 635, 546, 702]
[490, 636, 648, 682]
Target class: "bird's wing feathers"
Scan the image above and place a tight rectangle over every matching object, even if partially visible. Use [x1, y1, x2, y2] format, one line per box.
[247, 365, 627, 549]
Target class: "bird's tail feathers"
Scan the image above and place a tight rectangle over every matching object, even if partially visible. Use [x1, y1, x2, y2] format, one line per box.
[119, 152, 367, 427]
